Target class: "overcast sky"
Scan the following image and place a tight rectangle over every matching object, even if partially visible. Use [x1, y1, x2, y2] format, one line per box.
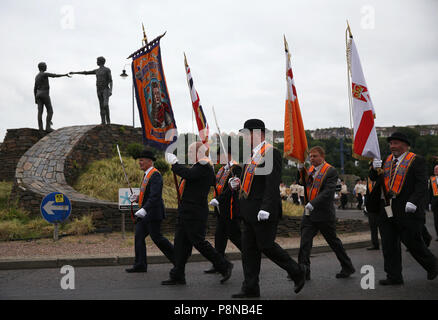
[1, 0, 437, 143]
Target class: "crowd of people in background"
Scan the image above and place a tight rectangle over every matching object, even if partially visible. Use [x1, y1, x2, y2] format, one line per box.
[279, 178, 368, 210]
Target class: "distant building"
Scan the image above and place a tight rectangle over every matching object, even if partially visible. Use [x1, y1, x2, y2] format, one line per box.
[272, 124, 438, 141]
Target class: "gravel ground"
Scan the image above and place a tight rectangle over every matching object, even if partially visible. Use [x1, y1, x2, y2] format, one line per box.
[0, 231, 371, 260]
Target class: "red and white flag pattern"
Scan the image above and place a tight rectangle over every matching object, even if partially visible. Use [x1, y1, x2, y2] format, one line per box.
[184, 55, 209, 144]
[348, 37, 380, 160]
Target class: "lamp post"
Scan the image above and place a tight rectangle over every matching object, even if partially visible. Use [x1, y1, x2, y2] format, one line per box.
[120, 63, 135, 127]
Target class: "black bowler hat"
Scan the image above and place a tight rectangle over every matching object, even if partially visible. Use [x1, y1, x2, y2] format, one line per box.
[134, 149, 156, 161]
[239, 119, 266, 132]
[387, 132, 410, 146]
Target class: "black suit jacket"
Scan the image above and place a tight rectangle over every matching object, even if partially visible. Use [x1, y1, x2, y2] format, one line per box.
[302, 165, 338, 222]
[216, 164, 242, 220]
[172, 161, 216, 220]
[140, 170, 165, 222]
[239, 147, 283, 224]
[370, 155, 427, 221]
[429, 177, 438, 212]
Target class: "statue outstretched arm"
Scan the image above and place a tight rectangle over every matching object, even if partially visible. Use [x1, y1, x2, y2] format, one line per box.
[69, 70, 96, 75]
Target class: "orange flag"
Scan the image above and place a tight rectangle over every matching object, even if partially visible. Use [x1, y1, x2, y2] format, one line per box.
[283, 36, 308, 163]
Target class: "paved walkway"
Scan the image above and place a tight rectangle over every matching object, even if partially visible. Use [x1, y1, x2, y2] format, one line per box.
[0, 231, 373, 270]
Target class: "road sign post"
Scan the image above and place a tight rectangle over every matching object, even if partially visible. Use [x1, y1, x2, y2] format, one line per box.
[40, 192, 72, 241]
[118, 188, 139, 238]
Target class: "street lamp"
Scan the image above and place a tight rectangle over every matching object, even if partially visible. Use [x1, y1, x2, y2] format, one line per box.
[120, 63, 135, 127]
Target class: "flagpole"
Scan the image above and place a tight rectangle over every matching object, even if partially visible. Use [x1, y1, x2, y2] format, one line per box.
[345, 21, 355, 147]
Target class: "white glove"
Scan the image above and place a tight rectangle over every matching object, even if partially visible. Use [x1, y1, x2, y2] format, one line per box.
[134, 208, 147, 218]
[305, 203, 314, 211]
[209, 198, 219, 207]
[129, 193, 138, 203]
[257, 210, 270, 221]
[405, 202, 417, 213]
[429, 204, 432, 212]
[372, 159, 382, 169]
[297, 163, 304, 170]
[229, 177, 241, 190]
[165, 152, 178, 165]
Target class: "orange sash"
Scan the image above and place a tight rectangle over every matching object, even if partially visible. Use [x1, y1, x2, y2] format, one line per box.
[306, 162, 332, 201]
[383, 152, 415, 196]
[240, 142, 273, 199]
[214, 161, 238, 197]
[138, 167, 159, 206]
[367, 178, 375, 193]
[431, 176, 438, 197]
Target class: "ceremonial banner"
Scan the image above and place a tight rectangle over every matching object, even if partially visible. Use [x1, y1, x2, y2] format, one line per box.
[347, 34, 380, 160]
[184, 54, 209, 144]
[131, 37, 177, 151]
[283, 37, 308, 163]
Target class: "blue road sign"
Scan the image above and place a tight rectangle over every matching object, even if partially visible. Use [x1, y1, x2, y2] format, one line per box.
[40, 192, 72, 223]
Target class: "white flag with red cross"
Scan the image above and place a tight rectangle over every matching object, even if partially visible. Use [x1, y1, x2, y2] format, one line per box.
[347, 35, 381, 160]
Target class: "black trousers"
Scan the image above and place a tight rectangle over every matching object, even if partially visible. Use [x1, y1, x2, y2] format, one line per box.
[170, 218, 229, 280]
[134, 219, 175, 269]
[340, 194, 348, 209]
[377, 216, 437, 281]
[240, 219, 301, 294]
[356, 194, 363, 209]
[367, 212, 380, 248]
[214, 216, 242, 257]
[433, 209, 438, 237]
[298, 217, 354, 272]
[292, 194, 299, 205]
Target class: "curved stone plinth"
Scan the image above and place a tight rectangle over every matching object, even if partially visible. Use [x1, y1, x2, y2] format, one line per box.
[14, 125, 113, 204]
[11, 124, 144, 230]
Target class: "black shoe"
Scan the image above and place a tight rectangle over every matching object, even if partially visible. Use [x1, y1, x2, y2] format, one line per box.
[232, 291, 260, 298]
[305, 269, 311, 280]
[367, 246, 380, 251]
[125, 266, 147, 273]
[427, 266, 438, 280]
[220, 262, 233, 284]
[336, 267, 355, 278]
[292, 267, 306, 294]
[379, 278, 404, 286]
[204, 267, 218, 274]
[161, 278, 186, 285]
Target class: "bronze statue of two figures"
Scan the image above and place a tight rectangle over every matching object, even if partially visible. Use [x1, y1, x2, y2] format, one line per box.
[34, 57, 112, 132]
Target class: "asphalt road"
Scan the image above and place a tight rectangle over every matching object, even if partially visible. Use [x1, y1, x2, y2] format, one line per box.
[1, 235, 437, 300]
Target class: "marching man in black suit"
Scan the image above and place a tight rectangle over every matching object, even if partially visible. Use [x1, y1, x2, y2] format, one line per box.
[370, 132, 438, 285]
[297, 146, 355, 280]
[428, 164, 438, 241]
[230, 119, 305, 298]
[126, 149, 175, 273]
[162, 142, 233, 285]
[205, 143, 243, 274]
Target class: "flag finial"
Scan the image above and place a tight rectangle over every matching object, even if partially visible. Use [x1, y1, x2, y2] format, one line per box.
[142, 23, 148, 46]
[184, 52, 188, 68]
[346, 20, 353, 39]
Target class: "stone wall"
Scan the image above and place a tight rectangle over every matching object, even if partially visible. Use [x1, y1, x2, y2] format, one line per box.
[64, 124, 143, 186]
[0, 128, 47, 181]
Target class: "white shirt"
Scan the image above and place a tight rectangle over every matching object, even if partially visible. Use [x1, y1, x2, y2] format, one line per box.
[311, 162, 325, 178]
[144, 166, 154, 176]
[393, 151, 408, 163]
[252, 140, 266, 155]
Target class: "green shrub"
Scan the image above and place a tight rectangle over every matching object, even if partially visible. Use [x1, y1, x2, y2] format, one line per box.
[155, 158, 170, 174]
[66, 215, 95, 235]
[126, 143, 144, 159]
